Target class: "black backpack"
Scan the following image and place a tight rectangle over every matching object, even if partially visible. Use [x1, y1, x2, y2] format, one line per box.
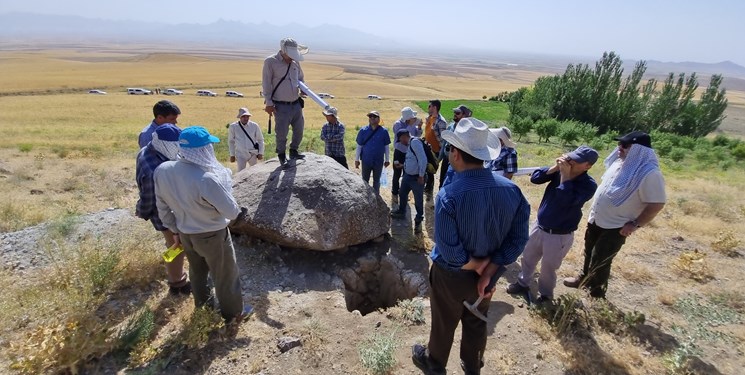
[411, 138, 439, 174]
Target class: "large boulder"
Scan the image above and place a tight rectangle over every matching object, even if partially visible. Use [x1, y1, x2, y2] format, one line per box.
[230, 153, 390, 251]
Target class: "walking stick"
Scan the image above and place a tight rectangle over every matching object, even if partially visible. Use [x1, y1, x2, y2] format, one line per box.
[268, 114, 272, 134]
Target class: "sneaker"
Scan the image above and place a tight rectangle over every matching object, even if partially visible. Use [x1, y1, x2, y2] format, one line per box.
[563, 276, 582, 288]
[425, 192, 433, 202]
[460, 359, 484, 375]
[278, 153, 287, 165]
[179, 281, 192, 295]
[411, 344, 446, 375]
[414, 222, 422, 234]
[505, 282, 529, 295]
[535, 295, 552, 304]
[289, 149, 305, 160]
[390, 210, 405, 219]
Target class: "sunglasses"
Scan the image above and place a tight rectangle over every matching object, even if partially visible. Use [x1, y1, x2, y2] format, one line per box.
[367, 115, 379, 118]
[445, 144, 455, 153]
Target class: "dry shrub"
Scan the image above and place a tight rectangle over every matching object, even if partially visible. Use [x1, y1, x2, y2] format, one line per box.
[386, 298, 426, 326]
[710, 230, 741, 257]
[673, 250, 713, 283]
[615, 258, 656, 284]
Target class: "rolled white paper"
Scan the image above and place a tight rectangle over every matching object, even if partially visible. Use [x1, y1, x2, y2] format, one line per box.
[298, 81, 330, 110]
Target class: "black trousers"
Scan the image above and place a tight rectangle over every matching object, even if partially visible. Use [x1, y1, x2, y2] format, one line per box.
[438, 154, 450, 189]
[391, 149, 406, 194]
[329, 155, 348, 169]
[580, 222, 627, 298]
[427, 263, 489, 373]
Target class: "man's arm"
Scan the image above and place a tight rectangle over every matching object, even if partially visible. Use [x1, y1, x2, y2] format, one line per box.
[330, 125, 345, 142]
[434, 117, 447, 145]
[154, 171, 178, 233]
[620, 203, 665, 237]
[254, 122, 265, 155]
[228, 124, 236, 157]
[201, 177, 241, 221]
[491, 192, 531, 266]
[261, 58, 275, 107]
[320, 124, 330, 141]
[412, 140, 427, 177]
[530, 166, 555, 184]
[135, 168, 155, 219]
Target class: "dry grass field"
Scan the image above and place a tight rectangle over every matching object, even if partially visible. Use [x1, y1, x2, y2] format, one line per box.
[1, 47, 745, 375]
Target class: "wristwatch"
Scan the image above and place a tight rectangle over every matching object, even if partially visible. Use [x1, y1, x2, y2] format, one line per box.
[630, 220, 642, 228]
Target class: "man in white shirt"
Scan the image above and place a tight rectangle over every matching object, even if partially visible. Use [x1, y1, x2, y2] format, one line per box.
[564, 131, 666, 298]
[228, 107, 264, 171]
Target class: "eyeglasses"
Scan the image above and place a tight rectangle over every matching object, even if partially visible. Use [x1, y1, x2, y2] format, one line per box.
[445, 144, 455, 153]
[367, 115, 379, 118]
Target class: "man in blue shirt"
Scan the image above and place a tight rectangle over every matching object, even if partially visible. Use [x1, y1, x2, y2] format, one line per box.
[354, 111, 390, 194]
[506, 146, 598, 303]
[412, 118, 530, 375]
[138, 100, 181, 148]
[391, 107, 422, 197]
[391, 130, 427, 234]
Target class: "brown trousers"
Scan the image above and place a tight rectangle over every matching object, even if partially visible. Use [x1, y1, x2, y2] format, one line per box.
[427, 263, 489, 373]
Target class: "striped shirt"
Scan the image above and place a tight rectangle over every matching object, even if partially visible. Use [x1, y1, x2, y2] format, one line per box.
[430, 167, 530, 269]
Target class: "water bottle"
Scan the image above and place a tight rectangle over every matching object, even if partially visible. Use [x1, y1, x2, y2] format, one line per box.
[381, 168, 389, 188]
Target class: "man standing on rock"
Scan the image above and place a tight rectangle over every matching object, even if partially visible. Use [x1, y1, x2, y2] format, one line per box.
[506, 146, 598, 304]
[424, 100, 448, 199]
[228, 107, 264, 172]
[154, 126, 249, 324]
[262, 37, 308, 165]
[319, 107, 348, 168]
[391, 129, 427, 234]
[355, 111, 390, 194]
[564, 131, 666, 299]
[391, 107, 422, 199]
[412, 118, 530, 375]
[138, 100, 181, 148]
[135, 124, 191, 296]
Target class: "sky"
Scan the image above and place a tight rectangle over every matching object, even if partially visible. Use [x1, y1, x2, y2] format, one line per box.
[2, 0, 745, 65]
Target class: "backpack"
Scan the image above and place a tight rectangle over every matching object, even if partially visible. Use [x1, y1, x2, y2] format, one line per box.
[411, 138, 439, 174]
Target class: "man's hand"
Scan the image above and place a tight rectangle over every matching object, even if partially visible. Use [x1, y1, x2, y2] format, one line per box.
[620, 222, 638, 237]
[257, 154, 264, 160]
[417, 176, 425, 185]
[229, 207, 248, 228]
[230, 156, 236, 163]
[264, 105, 275, 115]
[355, 161, 360, 169]
[477, 273, 496, 299]
[461, 257, 490, 275]
[172, 233, 181, 249]
[384, 161, 390, 168]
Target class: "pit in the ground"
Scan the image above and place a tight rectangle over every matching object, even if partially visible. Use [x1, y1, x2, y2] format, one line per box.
[339, 254, 427, 315]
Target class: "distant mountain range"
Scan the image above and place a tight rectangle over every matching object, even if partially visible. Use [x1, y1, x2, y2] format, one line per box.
[2, 12, 745, 81]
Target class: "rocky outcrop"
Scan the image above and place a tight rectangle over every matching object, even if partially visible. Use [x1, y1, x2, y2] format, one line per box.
[230, 153, 390, 251]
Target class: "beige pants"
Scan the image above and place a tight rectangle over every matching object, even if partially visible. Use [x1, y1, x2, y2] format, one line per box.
[236, 153, 258, 172]
[516, 222, 574, 298]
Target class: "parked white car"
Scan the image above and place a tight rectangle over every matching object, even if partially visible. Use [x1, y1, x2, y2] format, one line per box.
[196, 90, 218, 97]
[225, 91, 244, 98]
[318, 92, 335, 99]
[128, 88, 152, 95]
[88, 89, 106, 95]
[367, 94, 382, 100]
[164, 88, 183, 95]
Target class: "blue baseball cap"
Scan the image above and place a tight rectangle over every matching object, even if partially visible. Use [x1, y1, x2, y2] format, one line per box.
[154, 123, 181, 141]
[567, 145, 599, 164]
[179, 126, 220, 148]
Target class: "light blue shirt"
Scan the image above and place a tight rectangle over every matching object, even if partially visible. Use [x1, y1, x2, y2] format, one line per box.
[403, 138, 428, 177]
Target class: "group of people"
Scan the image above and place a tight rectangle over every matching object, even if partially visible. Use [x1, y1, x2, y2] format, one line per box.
[133, 37, 667, 374]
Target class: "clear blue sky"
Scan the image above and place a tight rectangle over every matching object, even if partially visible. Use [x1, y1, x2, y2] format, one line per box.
[2, 0, 744, 65]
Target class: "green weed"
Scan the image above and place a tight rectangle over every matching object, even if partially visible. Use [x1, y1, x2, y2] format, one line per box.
[359, 329, 399, 375]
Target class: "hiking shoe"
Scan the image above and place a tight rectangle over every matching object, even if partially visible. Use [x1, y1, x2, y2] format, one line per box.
[535, 295, 552, 304]
[563, 276, 582, 288]
[505, 282, 529, 295]
[460, 359, 484, 375]
[411, 344, 446, 375]
[278, 153, 287, 165]
[390, 210, 405, 219]
[178, 281, 192, 295]
[414, 222, 422, 234]
[289, 149, 305, 160]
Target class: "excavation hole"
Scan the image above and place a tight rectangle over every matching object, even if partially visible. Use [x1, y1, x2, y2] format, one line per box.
[339, 254, 427, 316]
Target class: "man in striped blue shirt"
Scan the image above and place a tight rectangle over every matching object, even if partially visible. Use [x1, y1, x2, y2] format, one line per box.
[412, 118, 530, 375]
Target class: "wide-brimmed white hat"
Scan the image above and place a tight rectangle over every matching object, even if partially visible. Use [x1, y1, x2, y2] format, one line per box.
[490, 127, 516, 148]
[236, 107, 252, 118]
[441, 118, 501, 161]
[280, 38, 308, 62]
[401, 107, 417, 121]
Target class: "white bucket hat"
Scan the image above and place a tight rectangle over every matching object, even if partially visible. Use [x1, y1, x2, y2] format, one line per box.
[322, 106, 338, 118]
[401, 107, 417, 121]
[441, 118, 501, 161]
[491, 127, 516, 148]
[280, 38, 309, 62]
[236, 107, 252, 118]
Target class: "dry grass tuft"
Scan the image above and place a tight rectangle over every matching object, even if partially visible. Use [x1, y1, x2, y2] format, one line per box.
[673, 249, 714, 283]
[710, 230, 741, 257]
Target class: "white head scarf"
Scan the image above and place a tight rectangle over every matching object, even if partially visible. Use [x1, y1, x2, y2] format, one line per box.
[602, 144, 660, 206]
[179, 144, 233, 193]
[151, 131, 180, 161]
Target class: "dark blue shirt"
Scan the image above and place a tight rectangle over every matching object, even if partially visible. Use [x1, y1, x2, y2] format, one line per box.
[138, 120, 158, 149]
[531, 167, 597, 232]
[356, 125, 391, 166]
[431, 168, 530, 269]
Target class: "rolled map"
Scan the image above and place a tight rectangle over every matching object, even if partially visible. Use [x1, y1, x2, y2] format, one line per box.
[298, 81, 331, 111]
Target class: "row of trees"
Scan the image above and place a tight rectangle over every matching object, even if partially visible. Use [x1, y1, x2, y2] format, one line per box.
[507, 52, 728, 138]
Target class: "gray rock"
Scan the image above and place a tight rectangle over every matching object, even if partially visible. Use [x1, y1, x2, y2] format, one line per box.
[277, 336, 302, 353]
[230, 153, 390, 251]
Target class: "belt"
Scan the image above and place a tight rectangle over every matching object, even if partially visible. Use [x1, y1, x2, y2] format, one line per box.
[273, 98, 301, 105]
[537, 224, 573, 235]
